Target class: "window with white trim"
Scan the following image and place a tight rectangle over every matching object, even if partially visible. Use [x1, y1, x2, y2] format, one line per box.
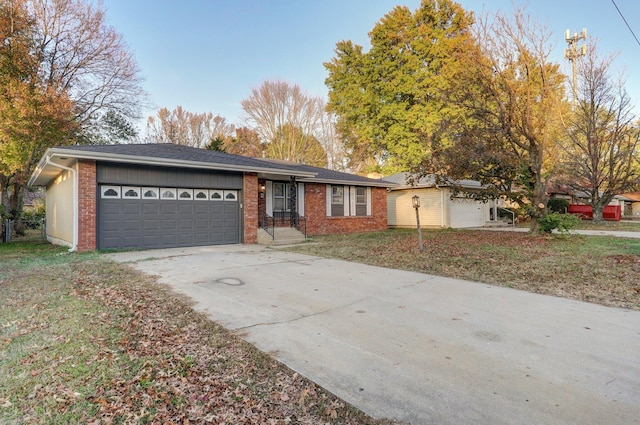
[273, 182, 292, 211]
[331, 186, 344, 216]
[355, 187, 367, 216]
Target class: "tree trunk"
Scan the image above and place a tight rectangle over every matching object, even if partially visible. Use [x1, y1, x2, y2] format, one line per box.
[528, 147, 547, 235]
[592, 207, 604, 222]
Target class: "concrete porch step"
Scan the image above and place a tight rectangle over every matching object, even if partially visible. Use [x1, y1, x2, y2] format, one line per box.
[484, 220, 511, 228]
[258, 227, 306, 246]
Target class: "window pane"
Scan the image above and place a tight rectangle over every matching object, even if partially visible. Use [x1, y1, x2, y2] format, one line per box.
[356, 187, 366, 204]
[332, 186, 343, 204]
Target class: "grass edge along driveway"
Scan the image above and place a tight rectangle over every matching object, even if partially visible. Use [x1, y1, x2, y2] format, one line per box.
[0, 242, 400, 425]
[283, 228, 640, 311]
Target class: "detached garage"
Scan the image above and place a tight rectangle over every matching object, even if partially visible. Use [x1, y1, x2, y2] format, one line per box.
[384, 173, 489, 229]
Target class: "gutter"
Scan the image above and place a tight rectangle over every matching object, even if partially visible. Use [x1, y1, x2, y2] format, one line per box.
[47, 148, 317, 179]
[43, 154, 78, 252]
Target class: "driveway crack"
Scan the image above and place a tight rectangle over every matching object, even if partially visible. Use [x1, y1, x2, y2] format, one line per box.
[235, 278, 430, 331]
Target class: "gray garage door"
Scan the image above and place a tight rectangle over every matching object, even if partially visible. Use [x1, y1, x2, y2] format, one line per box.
[98, 186, 240, 250]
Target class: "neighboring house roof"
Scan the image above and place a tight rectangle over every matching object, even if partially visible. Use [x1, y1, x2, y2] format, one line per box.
[383, 172, 482, 190]
[260, 158, 394, 187]
[29, 143, 394, 188]
[619, 192, 640, 202]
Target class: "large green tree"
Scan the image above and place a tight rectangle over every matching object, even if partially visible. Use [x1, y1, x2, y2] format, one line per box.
[324, 0, 476, 174]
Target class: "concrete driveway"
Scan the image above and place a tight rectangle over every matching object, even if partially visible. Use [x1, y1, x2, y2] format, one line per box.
[108, 245, 640, 425]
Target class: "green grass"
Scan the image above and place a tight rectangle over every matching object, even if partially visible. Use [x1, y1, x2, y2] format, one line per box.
[285, 229, 640, 310]
[0, 241, 398, 425]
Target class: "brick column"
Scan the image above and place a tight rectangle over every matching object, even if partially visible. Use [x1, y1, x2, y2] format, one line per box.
[77, 159, 97, 252]
[243, 173, 258, 244]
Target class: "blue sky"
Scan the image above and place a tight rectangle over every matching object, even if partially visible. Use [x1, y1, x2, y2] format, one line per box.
[102, 0, 640, 128]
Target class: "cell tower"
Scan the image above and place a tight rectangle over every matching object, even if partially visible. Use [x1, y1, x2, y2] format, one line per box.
[564, 28, 588, 104]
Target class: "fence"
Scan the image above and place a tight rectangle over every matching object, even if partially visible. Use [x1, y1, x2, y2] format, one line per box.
[1, 218, 46, 243]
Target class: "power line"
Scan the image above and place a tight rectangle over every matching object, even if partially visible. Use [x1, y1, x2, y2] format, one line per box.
[610, 0, 640, 48]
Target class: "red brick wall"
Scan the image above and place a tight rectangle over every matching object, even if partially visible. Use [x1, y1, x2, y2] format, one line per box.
[243, 173, 258, 244]
[304, 183, 388, 236]
[77, 159, 97, 252]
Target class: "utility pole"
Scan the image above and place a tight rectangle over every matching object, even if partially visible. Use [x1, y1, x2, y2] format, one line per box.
[564, 28, 587, 105]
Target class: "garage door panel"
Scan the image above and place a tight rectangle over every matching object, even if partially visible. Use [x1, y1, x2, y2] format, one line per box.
[98, 188, 240, 250]
[123, 203, 141, 214]
[450, 199, 484, 228]
[161, 204, 178, 214]
[143, 204, 159, 214]
[123, 220, 141, 231]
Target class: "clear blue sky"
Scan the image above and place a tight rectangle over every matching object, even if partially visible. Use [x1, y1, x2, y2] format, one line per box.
[102, 0, 640, 128]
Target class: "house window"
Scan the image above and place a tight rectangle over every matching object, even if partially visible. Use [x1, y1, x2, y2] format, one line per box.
[142, 187, 159, 199]
[224, 190, 238, 201]
[101, 185, 121, 199]
[355, 187, 367, 216]
[122, 186, 141, 199]
[178, 189, 193, 199]
[210, 190, 223, 200]
[160, 188, 177, 199]
[273, 183, 292, 211]
[194, 189, 208, 200]
[331, 186, 344, 216]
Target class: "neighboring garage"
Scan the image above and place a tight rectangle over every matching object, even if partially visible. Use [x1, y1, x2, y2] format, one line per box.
[96, 163, 242, 250]
[384, 172, 489, 229]
[449, 197, 485, 228]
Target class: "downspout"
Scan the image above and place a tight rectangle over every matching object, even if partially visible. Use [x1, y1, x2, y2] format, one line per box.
[45, 155, 78, 252]
[439, 186, 445, 228]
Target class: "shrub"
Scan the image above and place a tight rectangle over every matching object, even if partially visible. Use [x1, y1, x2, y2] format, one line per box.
[21, 206, 46, 229]
[548, 198, 570, 214]
[539, 212, 581, 234]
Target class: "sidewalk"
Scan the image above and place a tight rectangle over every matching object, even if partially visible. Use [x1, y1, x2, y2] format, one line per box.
[478, 225, 640, 239]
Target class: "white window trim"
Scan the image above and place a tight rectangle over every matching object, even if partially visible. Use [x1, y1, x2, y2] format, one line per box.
[160, 188, 177, 200]
[297, 183, 305, 216]
[210, 189, 223, 201]
[178, 188, 193, 200]
[224, 190, 238, 201]
[194, 189, 208, 200]
[366, 187, 372, 216]
[266, 181, 274, 215]
[101, 185, 121, 199]
[142, 187, 159, 199]
[343, 186, 349, 216]
[122, 186, 141, 199]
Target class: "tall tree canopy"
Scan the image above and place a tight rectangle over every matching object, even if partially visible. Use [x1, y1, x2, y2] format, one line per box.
[144, 106, 235, 149]
[559, 43, 640, 221]
[324, 0, 476, 174]
[437, 8, 567, 233]
[240, 80, 327, 166]
[0, 0, 145, 215]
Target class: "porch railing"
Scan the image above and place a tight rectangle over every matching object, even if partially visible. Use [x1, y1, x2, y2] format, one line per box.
[259, 213, 275, 240]
[262, 211, 307, 239]
[497, 207, 516, 227]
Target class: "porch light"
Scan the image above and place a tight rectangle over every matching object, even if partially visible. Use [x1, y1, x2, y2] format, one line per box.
[412, 195, 420, 209]
[412, 195, 424, 252]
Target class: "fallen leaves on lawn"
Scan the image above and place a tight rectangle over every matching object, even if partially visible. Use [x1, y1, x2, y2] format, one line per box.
[65, 261, 398, 425]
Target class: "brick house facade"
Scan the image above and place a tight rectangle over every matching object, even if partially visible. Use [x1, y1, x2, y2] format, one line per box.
[29, 144, 394, 252]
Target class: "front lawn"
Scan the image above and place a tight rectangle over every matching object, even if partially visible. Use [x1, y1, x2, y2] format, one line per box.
[284, 229, 640, 311]
[0, 241, 398, 424]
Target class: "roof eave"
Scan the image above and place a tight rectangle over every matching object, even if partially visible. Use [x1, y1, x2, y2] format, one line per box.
[29, 148, 316, 186]
[299, 177, 396, 188]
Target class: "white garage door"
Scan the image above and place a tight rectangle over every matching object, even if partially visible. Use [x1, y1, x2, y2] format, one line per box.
[450, 198, 484, 228]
